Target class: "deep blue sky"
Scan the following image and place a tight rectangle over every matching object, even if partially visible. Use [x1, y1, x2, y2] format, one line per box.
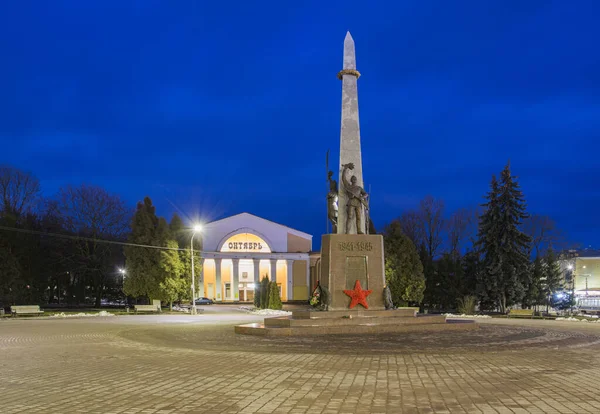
[1, 1, 599, 249]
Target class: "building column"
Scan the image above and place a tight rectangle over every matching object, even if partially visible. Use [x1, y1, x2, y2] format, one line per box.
[232, 258, 240, 302]
[253, 258, 261, 284]
[306, 260, 310, 300]
[286, 259, 294, 301]
[215, 258, 222, 301]
[198, 258, 205, 298]
[270, 259, 277, 283]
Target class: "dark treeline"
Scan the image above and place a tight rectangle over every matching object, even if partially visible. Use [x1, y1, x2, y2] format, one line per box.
[382, 162, 570, 313]
[0, 165, 130, 307]
[1, 162, 573, 313]
[0, 165, 199, 309]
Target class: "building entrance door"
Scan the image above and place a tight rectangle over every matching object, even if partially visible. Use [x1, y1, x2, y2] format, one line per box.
[225, 283, 231, 300]
[207, 283, 214, 300]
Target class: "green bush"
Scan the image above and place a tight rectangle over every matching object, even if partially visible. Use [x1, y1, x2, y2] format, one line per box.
[260, 276, 270, 309]
[457, 295, 477, 315]
[267, 282, 282, 310]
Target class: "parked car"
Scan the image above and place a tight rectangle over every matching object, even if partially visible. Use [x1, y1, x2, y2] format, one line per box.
[194, 297, 214, 305]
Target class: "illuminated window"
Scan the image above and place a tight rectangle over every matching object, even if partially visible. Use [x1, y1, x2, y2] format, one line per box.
[220, 233, 271, 253]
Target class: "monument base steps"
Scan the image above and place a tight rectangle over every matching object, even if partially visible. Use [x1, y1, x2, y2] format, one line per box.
[235, 309, 478, 336]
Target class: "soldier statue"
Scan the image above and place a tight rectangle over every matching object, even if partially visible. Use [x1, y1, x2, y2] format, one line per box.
[327, 170, 338, 233]
[341, 162, 369, 234]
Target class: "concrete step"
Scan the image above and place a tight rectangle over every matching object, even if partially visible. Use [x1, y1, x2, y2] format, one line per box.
[291, 308, 418, 320]
[235, 319, 477, 337]
[264, 314, 446, 328]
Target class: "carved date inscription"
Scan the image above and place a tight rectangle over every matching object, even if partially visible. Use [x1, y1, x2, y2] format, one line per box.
[338, 241, 373, 252]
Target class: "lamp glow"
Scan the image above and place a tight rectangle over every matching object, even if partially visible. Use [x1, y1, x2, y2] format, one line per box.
[567, 264, 573, 270]
[193, 224, 203, 232]
[118, 268, 126, 274]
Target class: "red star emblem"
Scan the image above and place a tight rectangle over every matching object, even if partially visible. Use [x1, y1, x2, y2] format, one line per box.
[343, 280, 372, 309]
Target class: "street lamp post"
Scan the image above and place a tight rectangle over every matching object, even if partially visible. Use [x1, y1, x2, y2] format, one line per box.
[118, 268, 126, 306]
[191, 224, 202, 315]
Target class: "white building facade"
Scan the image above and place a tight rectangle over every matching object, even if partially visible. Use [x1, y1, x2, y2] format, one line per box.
[198, 213, 313, 302]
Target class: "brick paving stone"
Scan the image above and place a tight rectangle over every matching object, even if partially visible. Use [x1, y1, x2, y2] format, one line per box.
[2, 315, 600, 413]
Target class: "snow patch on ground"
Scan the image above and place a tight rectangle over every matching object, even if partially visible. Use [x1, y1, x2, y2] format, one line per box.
[556, 317, 600, 323]
[443, 313, 492, 319]
[238, 306, 291, 316]
[50, 311, 114, 318]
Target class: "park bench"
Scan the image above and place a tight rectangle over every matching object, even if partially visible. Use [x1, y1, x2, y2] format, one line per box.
[507, 309, 534, 318]
[134, 304, 160, 313]
[11, 305, 44, 317]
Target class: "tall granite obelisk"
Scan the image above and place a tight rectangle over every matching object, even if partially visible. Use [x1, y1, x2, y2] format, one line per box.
[337, 32, 365, 235]
[319, 32, 385, 311]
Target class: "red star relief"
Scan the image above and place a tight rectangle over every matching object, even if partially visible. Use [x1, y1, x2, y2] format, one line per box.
[343, 280, 372, 309]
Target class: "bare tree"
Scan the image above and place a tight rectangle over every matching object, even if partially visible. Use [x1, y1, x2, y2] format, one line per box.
[419, 195, 445, 261]
[398, 210, 422, 248]
[397, 196, 446, 260]
[523, 214, 564, 257]
[447, 207, 478, 257]
[56, 184, 131, 307]
[0, 165, 40, 218]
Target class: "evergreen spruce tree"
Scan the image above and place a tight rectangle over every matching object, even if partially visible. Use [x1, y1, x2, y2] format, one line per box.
[436, 253, 465, 310]
[260, 276, 269, 309]
[383, 221, 425, 306]
[267, 281, 282, 310]
[462, 251, 480, 299]
[253, 285, 261, 308]
[524, 256, 544, 310]
[168, 213, 187, 248]
[124, 197, 169, 302]
[159, 239, 186, 309]
[543, 248, 563, 312]
[170, 214, 202, 303]
[476, 163, 531, 312]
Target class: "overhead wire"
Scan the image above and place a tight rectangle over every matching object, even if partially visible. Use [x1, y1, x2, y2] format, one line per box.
[0, 225, 190, 252]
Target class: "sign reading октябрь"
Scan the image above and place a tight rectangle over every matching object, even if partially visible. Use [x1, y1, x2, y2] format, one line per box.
[228, 242, 264, 251]
[337, 241, 373, 252]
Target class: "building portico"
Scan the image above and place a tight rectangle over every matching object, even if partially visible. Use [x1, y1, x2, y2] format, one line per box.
[198, 213, 313, 302]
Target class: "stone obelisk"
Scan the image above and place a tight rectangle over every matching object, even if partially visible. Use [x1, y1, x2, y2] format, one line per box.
[319, 32, 385, 311]
[337, 31, 365, 235]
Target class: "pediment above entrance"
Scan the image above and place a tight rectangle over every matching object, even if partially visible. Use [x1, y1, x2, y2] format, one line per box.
[201, 212, 312, 253]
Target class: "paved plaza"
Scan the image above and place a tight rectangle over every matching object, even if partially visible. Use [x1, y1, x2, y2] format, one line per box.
[3, 307, 600, 413]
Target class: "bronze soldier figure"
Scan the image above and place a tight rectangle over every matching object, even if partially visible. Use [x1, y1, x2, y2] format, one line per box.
[341, 162, 369, 234]
[327, 170, 338, 233]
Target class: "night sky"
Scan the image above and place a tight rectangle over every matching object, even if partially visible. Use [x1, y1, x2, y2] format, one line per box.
[1, 1, 599, 249]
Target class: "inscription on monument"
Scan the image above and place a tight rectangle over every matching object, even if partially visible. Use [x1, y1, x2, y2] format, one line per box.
[345, 256, 368, 290]
[338, 241, 373, 252]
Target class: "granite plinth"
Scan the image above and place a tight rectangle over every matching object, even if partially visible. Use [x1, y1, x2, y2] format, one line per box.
[320, 234, 385, 310]
[235, 309, 478, 336]
[291, 308, 418, 319]
[235, 317, 477, 337]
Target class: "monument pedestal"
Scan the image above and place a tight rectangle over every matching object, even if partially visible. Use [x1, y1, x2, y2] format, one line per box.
[235, 233, 478, 336]
[320, 234, 385, 310]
